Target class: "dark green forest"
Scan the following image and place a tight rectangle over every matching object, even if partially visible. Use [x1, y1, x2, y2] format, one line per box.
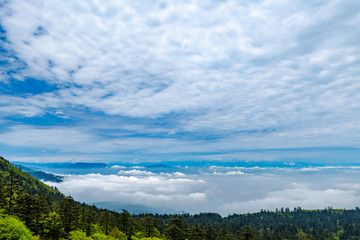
[1, 156, 360, 240]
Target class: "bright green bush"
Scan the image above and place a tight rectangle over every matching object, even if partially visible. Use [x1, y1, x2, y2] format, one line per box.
[68, 230, 92, 240]
[0, 215, 33, 240]
[92, 232, 116, 240]
[109, 227, 127, 240]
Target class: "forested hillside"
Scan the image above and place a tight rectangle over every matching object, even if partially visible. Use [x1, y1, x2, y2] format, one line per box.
[1, 156, 360, 239]
[0, 157, 64, 201]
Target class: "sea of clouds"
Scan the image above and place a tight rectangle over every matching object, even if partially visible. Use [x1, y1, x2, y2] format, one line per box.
[45, 165, 360, 215]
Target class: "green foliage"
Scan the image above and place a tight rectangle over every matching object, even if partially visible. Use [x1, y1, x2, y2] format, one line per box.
[165, 225, 186, 240]
[216, 228, 235, 240]
[69, 230, 92, 240]
[61, 196, 79, 234]
[0, 215, 34, 240]
[0, 157, 63, 201]
[109, 227, 127, 240]
[165, 216, 189, 240]
[240, 226, 256, 240]
[141, 215, 156, 238]
[92, 232, 116, 240]
[131, 237, 165, 240]
[42, 211, 64, 240]
[0, 180, 6, 209]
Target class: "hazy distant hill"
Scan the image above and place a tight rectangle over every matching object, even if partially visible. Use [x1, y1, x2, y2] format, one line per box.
[69, 162, 108, 169]
[0, 156, 64, 200]
[33, 162, 108, 169]
[15, 164, 64, 183]
[145, 164, 174, 169]
[93, 201, 183, 215]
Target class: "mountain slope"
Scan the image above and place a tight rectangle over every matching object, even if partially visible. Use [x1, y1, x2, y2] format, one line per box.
[14, 164, 64, 183]
[0, 156, 64, 200]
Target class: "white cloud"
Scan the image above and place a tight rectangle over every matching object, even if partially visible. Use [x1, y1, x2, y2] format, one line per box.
[0, 0, 360, 158]
[1, 0, 359, 119]
[0, 125, 199, 154]
[130, 166, 145, 169]
[212, 170, 247, 176]
[44, 169, 360, 215]
[117, 169, 155, 176]
[220, 183, 360, 214]
[299, 166, 360, 172]
[166, 172, 186, 178]
[49, 173, 208, 212]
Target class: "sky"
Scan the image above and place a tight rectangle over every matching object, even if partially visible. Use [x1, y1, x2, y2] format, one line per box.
[0, 0, 360, 163]
[1, 0, 360, 214]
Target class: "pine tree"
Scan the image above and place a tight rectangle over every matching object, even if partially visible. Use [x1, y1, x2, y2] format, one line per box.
[142, 215, 156, 237]
[165, 216, 189, 240]
[240, 226, 255, 240]
[119, 209, 135, 239]
[0, 179, 6, 208]
[43, 211, 64, 240]
[204, 224, 217, 240]
[5, 171, 21, 215]
[85, 206, 96, 236]
[216, 228, 235, 240]
[60, 196, 78, 234]
[189, 224, 205, 240]
[15, 193, 34, 227]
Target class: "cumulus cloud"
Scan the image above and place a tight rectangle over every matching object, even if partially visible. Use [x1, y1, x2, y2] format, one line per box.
[164, 172, 187, 178]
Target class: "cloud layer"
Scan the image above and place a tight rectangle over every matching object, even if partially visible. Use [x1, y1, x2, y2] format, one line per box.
[47, 167, 360, 215]
[48, 172, 207, 213]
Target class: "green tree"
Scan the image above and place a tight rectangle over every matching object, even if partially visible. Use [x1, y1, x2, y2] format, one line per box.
[240, 226, 256, 240]
[189, 224, 205, 240]
[43, 211, 64, 240]
[109, 227, 127, 240]
[0, 215, 34, 240]
[92, 232, 117, 240]
[204, 224, 217, 240]
[16, 193, 34, 227]
[69, 230, 92, 240]
[165, 225, 186, 240]
[165, 216, 189, 240]
[60, 196, 78, 234]
[142, 215, 156, 237]
[84, 207, 97, 236]
[0, 179, 6, 208]
[119, 210, 135, 239]
[5, 171, 21, 215]
[216, 228, 235, 240]
[31, 195, 52, 236]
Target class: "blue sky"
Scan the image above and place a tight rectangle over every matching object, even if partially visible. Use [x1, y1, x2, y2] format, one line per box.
[1, 0, 360, 164]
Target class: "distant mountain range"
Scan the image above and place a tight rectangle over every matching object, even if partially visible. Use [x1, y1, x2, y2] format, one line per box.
[14, 164, 64, 183]
[92, 202, 183, 215]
